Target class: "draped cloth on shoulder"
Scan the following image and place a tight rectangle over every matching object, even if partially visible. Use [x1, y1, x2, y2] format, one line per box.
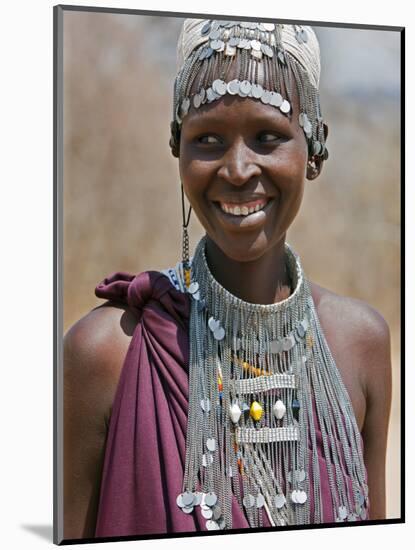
[93, 270, 367, 538]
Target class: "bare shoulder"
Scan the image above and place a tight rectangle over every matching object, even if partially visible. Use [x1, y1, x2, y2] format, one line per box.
[63, 302, 140, 538]
[309, 281, 391, 402]
[309, 281, 390, 344]
[63, 301, 140, 422]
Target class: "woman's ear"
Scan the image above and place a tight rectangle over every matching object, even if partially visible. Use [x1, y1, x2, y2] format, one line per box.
[306, 123, 329, 181]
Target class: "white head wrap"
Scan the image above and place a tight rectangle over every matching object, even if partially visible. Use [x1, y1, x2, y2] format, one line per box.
[176, 19, 321, 89]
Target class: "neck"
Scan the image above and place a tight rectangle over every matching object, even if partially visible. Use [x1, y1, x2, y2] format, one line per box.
[204, 235, 292, 305]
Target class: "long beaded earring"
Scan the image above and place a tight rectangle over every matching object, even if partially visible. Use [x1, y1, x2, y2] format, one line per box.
[181, 182, 192, 289]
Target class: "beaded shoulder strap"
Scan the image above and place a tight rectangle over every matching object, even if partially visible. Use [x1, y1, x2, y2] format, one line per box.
[160, 258, 194, 293]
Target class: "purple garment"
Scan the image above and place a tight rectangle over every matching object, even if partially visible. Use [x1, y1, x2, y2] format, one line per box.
[93, 270, 369, 538]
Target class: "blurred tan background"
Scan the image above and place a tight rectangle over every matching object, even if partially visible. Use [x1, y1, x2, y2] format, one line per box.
[62, 11, 401, 518]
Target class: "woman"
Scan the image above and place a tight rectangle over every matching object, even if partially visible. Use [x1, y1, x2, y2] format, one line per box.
[63, 18, 392, 539]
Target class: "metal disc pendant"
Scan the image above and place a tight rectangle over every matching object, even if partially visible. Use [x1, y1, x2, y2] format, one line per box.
[182, 491, 194, 506]
[210, 39, 223, 51]
[176, 493, 185, 508]
[206, 438, 216, 451]
[280, 99, 291, 114]
[243, 494, 255, 508]
[182, 505, 194, 514]
[201, 507, 213, 519]
[251, 83, 264, 99]
[227, 79, 240, 95]
[297, 469, 306, 482]
[206, 88, 216, 102]
[209, 28, 221, 40]
[256, 494, 265, 508]
[263, 44, 273, 57]
[250, 39, 261, 51]
[180, 97, 190, 117]
[282, 334, 295, 351]
[205, 492, 218, 506]
[193, 94, 201, 109]
[229, 36, 239, 47]
[208, 316, 220, 331]
[270, 92, 283, 107]
[313, 140, 322, 155]
[297, 490, 307, 504]
[338, 505, 348, 520]
[213, 326, 225, 340]
[291, 490, 299, 503]
[237, 80, 250, 95]
[193, 492, 202, 505]
[201, 22, 211, 36]
[206, 520, 220, 530]
[263, 22, 275, 31]
[274, 494, 286, 508]
[270, 339, 283, 353]
[261, 90, 271, 104]
[215, 79, 227, 95]
[202, 453, 213, 467]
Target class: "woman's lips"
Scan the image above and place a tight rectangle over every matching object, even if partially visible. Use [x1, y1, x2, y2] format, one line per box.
[211, 198, 274, 230]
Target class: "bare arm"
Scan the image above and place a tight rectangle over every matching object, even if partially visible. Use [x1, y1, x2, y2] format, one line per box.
[63, 305, 133, 539]
[360, 311, 392, 520]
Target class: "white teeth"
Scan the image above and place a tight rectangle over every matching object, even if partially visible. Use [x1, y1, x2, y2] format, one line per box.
[219, 201, 268, 216]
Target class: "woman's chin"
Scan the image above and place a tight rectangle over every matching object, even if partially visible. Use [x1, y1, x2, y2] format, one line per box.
[207, 233, 279, 264]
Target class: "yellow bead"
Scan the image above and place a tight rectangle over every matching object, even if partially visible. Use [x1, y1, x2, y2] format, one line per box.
[250, 401, 263, 422]
[184, 269, 191, 288]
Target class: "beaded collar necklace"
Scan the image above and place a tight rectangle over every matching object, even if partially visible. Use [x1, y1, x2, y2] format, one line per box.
[172, 235, 369, 529]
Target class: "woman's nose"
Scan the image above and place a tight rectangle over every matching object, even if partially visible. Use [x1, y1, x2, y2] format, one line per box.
[217, 139, 261, 185]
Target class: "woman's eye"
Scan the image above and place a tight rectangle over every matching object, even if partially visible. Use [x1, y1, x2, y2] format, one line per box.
[197, 135, 220, 144]
[258, 133, 281, 143]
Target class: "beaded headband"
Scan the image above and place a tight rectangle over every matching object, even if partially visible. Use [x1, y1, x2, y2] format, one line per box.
[169, 18, 328, 161]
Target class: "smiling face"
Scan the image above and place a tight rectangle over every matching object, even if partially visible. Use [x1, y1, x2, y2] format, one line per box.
[179, 84, 310, 263]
